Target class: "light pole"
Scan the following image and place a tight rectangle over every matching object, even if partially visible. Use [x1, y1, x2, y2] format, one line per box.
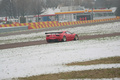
[81, 0, 83, 6]
[10, 0, 12, 19]
[106, 0, 110, 8]
[91, 0, 96, 20]
[71, 0, 74, 7]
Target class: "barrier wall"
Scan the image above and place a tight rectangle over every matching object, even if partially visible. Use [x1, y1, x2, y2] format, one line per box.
[0, 21, 58, 28]
[0, 26, 28, 33]
[0, 17, 120, 30]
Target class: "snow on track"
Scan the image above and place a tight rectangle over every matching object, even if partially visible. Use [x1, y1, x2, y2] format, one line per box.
[0, 36, 120, 79]
[0, 22, 120, 45]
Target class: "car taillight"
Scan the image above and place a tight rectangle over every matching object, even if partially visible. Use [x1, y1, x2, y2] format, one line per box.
[56, 35, 60, 36]
[47, 35, 50, 37]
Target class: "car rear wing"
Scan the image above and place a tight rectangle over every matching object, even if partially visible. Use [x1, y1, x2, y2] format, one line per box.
[45, 32, 62, 34]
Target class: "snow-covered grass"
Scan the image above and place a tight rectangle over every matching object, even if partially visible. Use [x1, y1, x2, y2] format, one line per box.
[0, 22, 120, 45]
[0, 36, 120, 79]
[0, 32, 45, 45]
[0, 22, 120, 79]
[69, 22, 120, 36]
[60, 78, 120, 80]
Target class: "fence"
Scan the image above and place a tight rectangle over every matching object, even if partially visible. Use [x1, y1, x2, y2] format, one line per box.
[0, 17, 120, 31]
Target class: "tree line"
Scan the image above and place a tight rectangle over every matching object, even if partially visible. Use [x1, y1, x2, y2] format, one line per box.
[0, 0, 120, 18]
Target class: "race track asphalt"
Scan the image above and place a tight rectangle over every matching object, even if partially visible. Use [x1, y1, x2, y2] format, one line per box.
[0, 20, 120, 49]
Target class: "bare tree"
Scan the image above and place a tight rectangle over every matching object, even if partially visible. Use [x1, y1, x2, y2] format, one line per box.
[113, 0, 120, 16]
[46, 0, 61, 7]
[32, 0, 44, 22]
[0, 0, 120, 17]
[17, 0, 29, 17]
[0, 0, 11, 17]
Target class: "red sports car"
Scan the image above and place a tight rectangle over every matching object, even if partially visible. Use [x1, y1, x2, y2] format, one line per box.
[45, 31, 79, 43]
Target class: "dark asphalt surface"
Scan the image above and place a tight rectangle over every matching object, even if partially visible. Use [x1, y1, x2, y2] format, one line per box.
[0, 32, 120, 50]
[0, 20, 120, 50]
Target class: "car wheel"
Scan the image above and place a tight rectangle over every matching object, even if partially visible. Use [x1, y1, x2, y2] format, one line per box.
[74, 35, 79, 40]
[62, 36, 66, 42]
[47, 40, 51, 43]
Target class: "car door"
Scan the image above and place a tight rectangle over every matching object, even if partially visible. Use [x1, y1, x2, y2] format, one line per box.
[65, 31, 72, 41]
[70, 33, 75, 40]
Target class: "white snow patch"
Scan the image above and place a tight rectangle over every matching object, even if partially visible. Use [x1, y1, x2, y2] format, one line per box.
[0, 22, 120, 45]
[0, 36, 120, 79]
[60, 78, 120, 80]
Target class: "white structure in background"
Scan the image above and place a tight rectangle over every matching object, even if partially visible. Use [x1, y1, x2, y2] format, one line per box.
[1, 6, 117, 24]
[29, 6, 117, 22]
[54, 6, 117, 22]
[93, 7, 117, 20]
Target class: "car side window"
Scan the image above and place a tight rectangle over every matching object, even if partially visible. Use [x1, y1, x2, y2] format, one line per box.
[66, 31, 72, 34]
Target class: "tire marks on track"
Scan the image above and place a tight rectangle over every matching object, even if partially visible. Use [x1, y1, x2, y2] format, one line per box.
[0, 32, 120, 50]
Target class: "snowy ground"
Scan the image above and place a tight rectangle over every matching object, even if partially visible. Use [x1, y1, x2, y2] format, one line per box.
[0, 36, 120, 79]
[0, 22, 120, 45]
[61, 78, 120, 80]
[0, 22, 120, 80]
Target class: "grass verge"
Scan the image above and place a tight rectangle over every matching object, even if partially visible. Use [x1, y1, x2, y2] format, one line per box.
[17, 68, 120, 80]
[66, 56, 120, 66]
[15, 57, 120, 80]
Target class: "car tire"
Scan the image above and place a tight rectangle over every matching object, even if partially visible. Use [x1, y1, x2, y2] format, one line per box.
[47, 40, 51, 43]
[74, 35, 79, 40]
[62, 36, 66, 42]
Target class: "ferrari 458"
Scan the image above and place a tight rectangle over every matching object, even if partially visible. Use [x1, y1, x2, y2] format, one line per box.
[45, 31, 79, 43]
